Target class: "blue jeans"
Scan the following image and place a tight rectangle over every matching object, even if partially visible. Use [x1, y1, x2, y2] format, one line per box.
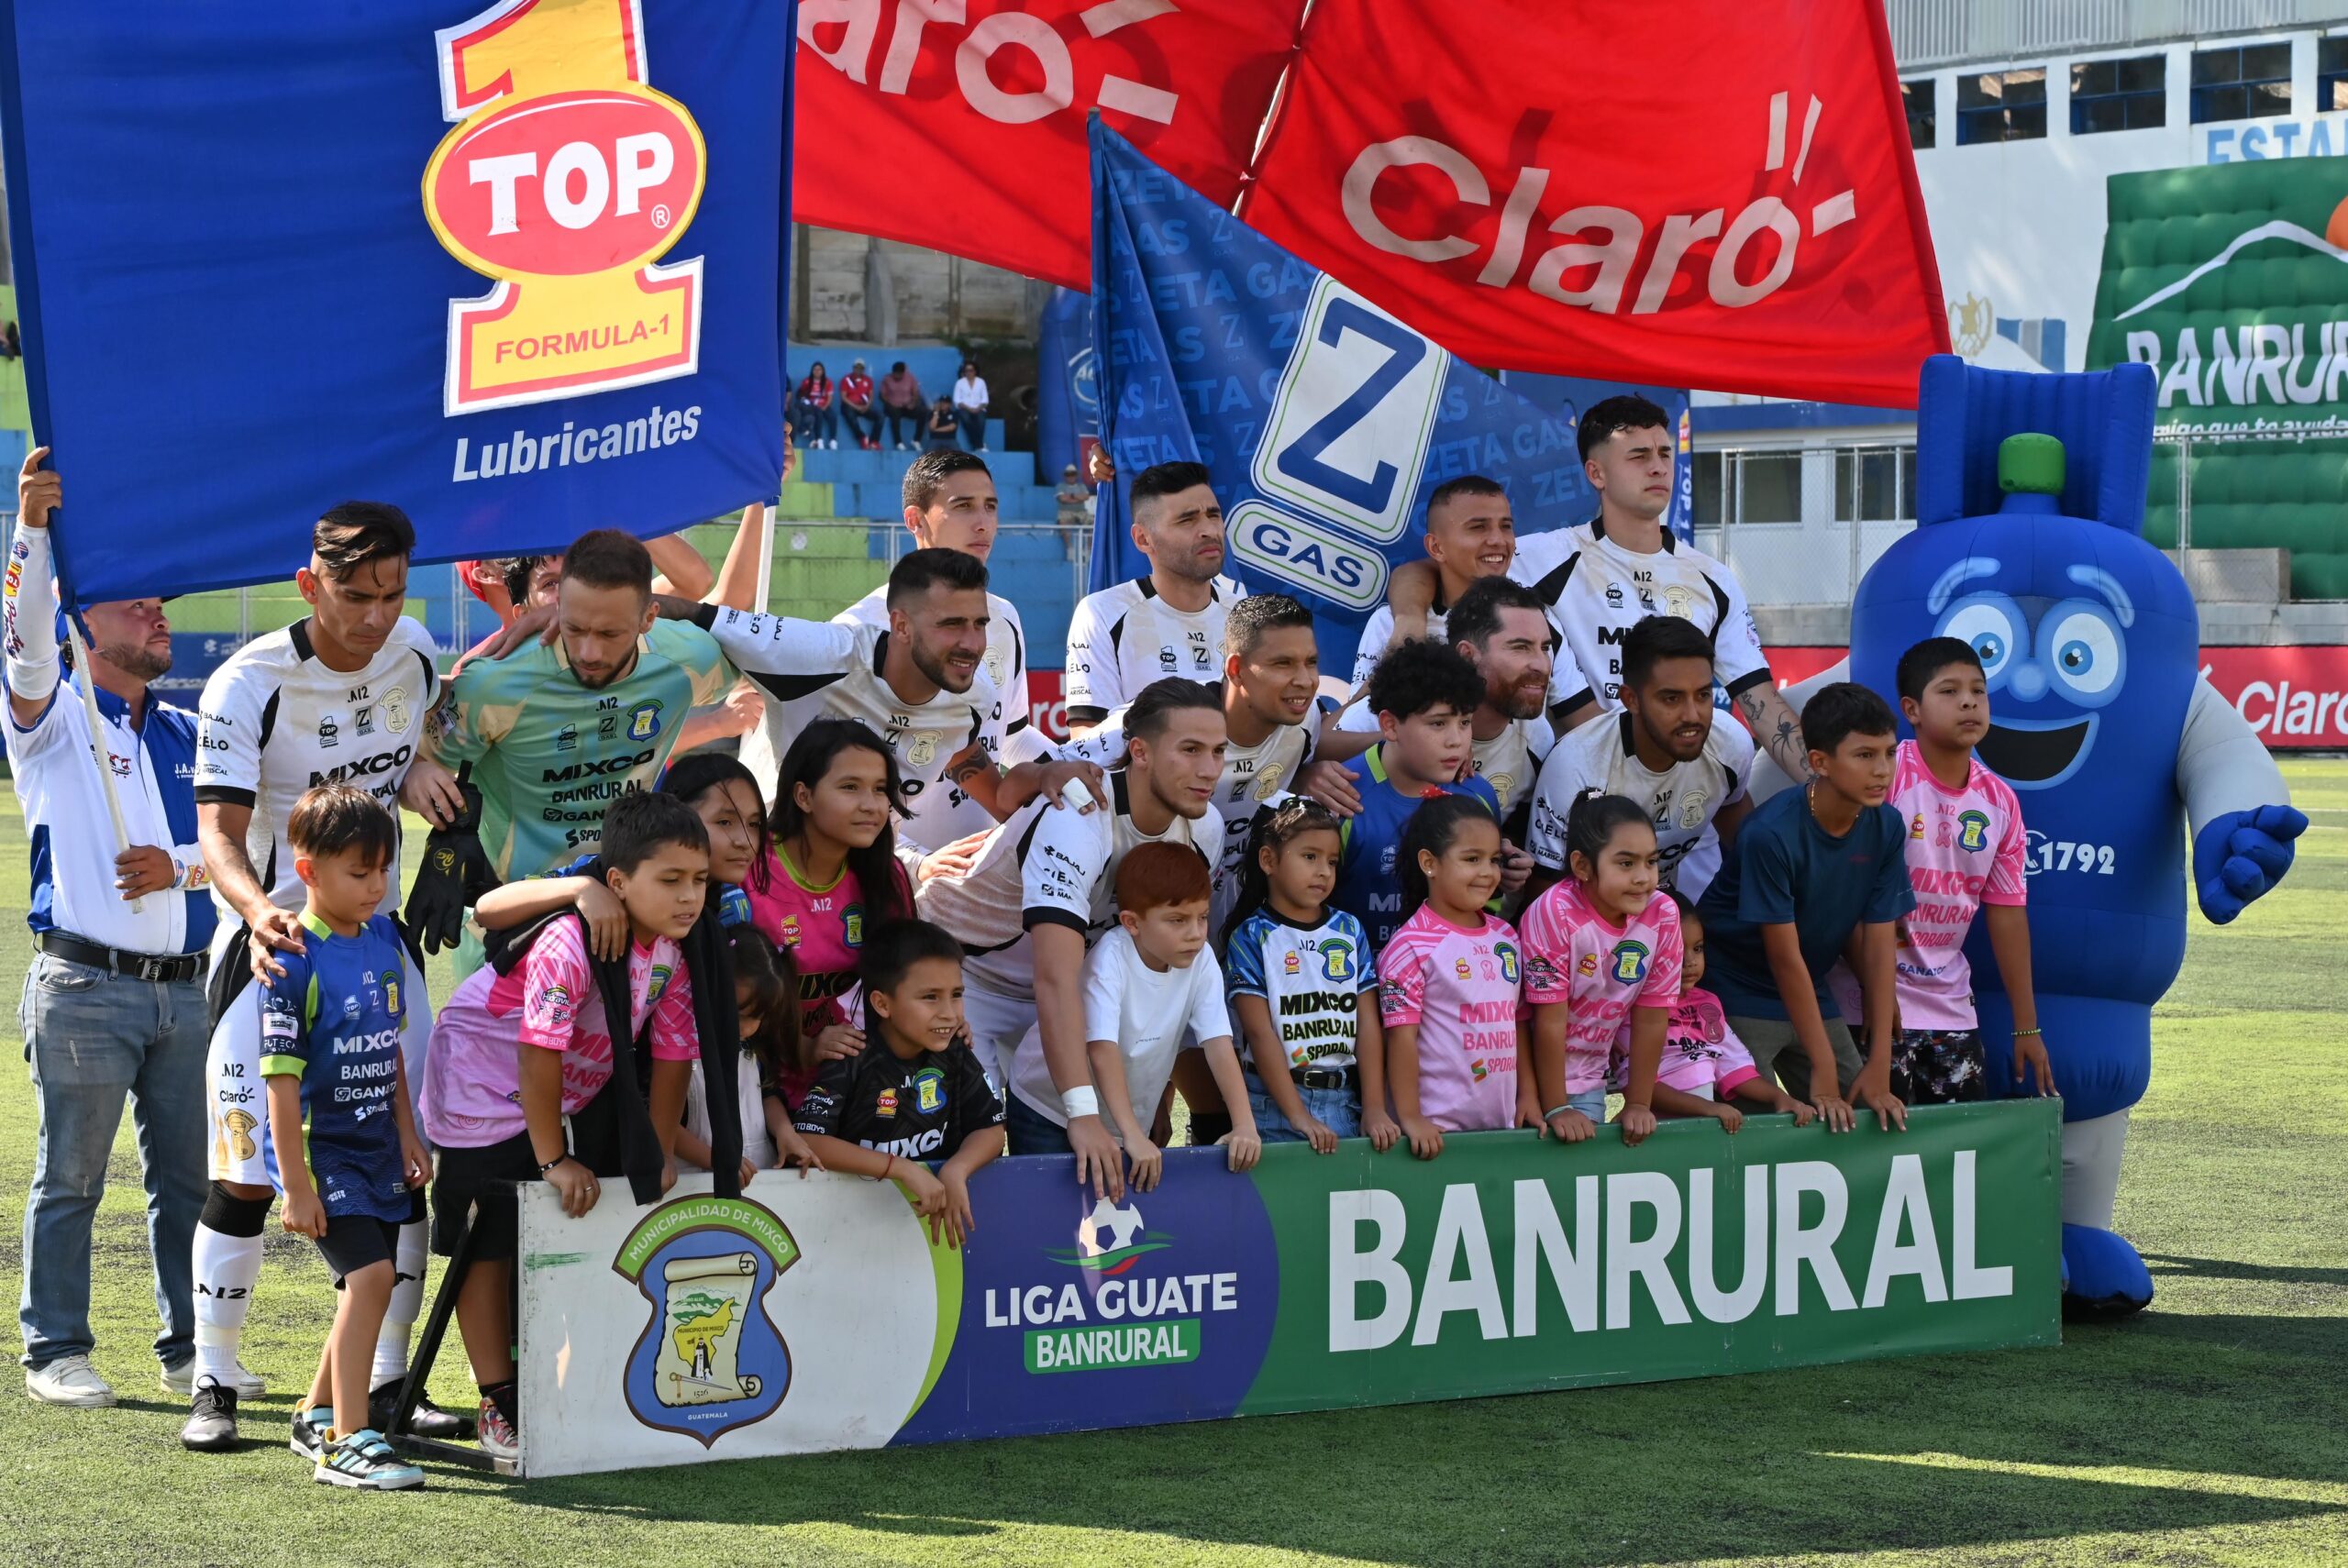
[955, 406, 987, 447]
[18, 952, 208, 1371]
[839, 403, 880, 444]
[1004, 1090, 1075, 1156]
[792, 398, 837, 443]
[1245, 1072, 1361, 1143]
[883, 404, 923, 446]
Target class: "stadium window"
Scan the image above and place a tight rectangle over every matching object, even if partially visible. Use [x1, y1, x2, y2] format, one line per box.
[1955, 69, 2048, 145]
[2071, 54, 2167, 134]
[1833, 449, 1904, 524]
[2190, 41, 2291, 123]
[1902, 78, 1936, 149]
[1690, 450, 1723, 531]
[1733, 452, 1802, 525]
[2320, 36, 2348, 111]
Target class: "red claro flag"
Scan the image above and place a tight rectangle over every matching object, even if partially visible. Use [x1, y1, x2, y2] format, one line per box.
[794, 0, 1305, 290]
[1239, 0, 1951, 407]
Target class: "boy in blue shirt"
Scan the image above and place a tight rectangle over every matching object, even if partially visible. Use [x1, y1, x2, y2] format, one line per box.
[1324, 639, 1501, 952]
[1696, 684, 1914, 1135]
[260, 785, 429, 1490]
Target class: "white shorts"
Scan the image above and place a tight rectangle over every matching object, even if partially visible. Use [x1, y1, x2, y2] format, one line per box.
[958, 977, 1036, 1094]
[205, 921, 435, 1188]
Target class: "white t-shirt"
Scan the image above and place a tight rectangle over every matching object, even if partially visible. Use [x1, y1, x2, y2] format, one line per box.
[914, 771, 1223, 999]
[714, 609, 1000, 853]
[1524, 709, 1755, 897]
[1062, 574, 1247, 722]
[1004, 926, 1231, 1133]
[836, 585, 1029, 849]
[194, 616, 441, 917]
[1052, 689, 1314, 929]
[1512, 519, 1768, 715]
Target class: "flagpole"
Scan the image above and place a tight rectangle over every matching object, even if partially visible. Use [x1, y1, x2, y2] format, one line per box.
[64, 613, 145, 914]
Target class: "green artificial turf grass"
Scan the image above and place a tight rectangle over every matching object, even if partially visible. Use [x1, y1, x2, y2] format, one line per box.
[0, 766, 2341, 1568]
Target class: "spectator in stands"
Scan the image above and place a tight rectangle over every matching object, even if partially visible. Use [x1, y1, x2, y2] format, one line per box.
[880, 360, 926, 450]
[925, 394, 959, 450]
[952, 359, 991, 452]
[1056, 464, 1090, 530]
[6, 447, 217, 1411]
[1, 319, 19, 359]
[838, 359, 881, 451]
[792, 361, 838, 450]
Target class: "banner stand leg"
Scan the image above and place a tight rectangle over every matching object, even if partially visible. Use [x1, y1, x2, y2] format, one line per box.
[386, 1209, 510, 1475]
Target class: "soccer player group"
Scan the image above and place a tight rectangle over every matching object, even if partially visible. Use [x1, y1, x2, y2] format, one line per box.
[10, 394, 2057, 1489]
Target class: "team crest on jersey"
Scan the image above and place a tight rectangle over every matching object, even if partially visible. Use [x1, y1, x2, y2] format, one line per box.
[1321, 939, 1356, 982]
[381, 686, 411, 734]
[906, 733, 938, 767]
[1609, 941, 1651, 985]
[984, 646, 1007, 685]
[1252, 769, 1284, 801]
[1678, 790, 1709, 830]
[628, 700, 665, 742]
[844, 906, 865, 947]
[913, 1067, 946, 1116]
[1486, 773, 1515, 807]
[1662, 584, 1696, 620]
[1493, 941, 1519, 984]
[1957, 810, 1991, 852]
[615, 1197, 798, 1449]
[648, 964, 673, 1004]
[381, 969, 402, 1017]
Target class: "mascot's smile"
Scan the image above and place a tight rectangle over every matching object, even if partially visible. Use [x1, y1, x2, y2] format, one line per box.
[1974, 713, 2097, 789]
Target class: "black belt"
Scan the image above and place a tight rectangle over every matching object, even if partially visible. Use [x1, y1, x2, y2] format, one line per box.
[1292, 1063, 1357, 1091]
[37, 931, 206, 984]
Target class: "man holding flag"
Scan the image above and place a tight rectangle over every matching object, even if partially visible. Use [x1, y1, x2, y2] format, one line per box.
[5, 448, 214, 1409]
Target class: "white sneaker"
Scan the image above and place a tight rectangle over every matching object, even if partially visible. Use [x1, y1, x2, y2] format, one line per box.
[161, 1358, 266, 1399]
[26, 1354, 116, 1408]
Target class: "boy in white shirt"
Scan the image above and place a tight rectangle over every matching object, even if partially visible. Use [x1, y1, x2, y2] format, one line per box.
[1002, 844, 1261, 1190]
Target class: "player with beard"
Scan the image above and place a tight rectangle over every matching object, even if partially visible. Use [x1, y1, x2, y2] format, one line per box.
[916, 679, 1226, 1198]
[1524, 613, 1754, 903]
[183, 502, 464, 1452]
[1063, 461, 1247, 734]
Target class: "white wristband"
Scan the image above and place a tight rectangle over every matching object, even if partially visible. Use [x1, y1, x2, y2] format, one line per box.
[1061, 1087, 1101, 1121]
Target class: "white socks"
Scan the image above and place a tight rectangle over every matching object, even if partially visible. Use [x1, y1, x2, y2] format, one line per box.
[190, 1224, 261, 1386]
[371, 1220, 429, 1386]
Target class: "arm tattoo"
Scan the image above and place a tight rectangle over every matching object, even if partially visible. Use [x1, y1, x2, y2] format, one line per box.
[1737, 686, 1811, 778]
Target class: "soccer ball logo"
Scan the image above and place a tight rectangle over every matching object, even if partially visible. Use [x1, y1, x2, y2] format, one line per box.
[1079, 1197, 1146, 1259]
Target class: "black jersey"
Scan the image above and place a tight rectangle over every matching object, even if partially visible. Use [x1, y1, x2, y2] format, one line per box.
[793, 1039, 1004, 1163]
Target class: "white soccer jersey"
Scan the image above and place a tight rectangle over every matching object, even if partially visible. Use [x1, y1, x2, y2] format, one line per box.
[194, 616, 441, 917]
[1474, 716, 1554, 823]
[914, 771, 1222, 1001]
[1512, 519, 1768, 715]
[1062, 573, 1246, 722]
[1341, 596, 1576, 732]
[1052, 689, 1313, 927]
[836, 584, 1028, 847]
[1524, 710, 1754, 896]
[715, 609, 1000, 854]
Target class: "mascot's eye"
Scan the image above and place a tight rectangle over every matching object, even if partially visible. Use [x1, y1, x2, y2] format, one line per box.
[2045, 610, 2121, 697]
[1939, 599, 2022, 683]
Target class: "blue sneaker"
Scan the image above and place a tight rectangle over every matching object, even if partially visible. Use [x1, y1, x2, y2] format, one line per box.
[314, 1430, 424, 1491]
[290, 1407, 333, 1462]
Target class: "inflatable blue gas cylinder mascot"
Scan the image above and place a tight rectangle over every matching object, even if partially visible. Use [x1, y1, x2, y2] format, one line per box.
[1844, 355, 2307, 1318]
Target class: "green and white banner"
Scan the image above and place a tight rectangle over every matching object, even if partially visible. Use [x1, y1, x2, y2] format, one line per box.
[516, 1101, 2061, 1477]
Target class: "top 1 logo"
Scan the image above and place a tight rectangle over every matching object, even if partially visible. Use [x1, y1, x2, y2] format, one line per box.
[422, 0, 710, 415]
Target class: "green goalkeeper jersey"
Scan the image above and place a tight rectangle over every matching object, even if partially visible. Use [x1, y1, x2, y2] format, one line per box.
[426, 620, 734, 880]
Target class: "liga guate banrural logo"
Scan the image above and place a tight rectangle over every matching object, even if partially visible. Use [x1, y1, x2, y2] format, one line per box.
[613, 1195, 797, 1447]
[990, 1197, 1240, 1374]
[423, 0, 708, 415]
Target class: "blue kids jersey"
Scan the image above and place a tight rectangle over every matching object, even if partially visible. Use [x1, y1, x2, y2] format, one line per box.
[1225, 906, 1376, 1072]
[1696, 785, 1917, 1022]
[258, 912, 419, 1223]
[1332, 746, 1501, 954]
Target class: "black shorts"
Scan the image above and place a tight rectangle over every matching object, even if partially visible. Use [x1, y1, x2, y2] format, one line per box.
[430, 1085, 626, 1262]
[316, 1214, 403, 1287]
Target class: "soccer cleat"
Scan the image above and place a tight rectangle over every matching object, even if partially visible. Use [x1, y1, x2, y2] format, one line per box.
[314, 1430, 425, 1491]
[289, 1406, 333, 1462]
[25, 1354, 116, 1408]
[475, 1398, 518, 1462]
[180, 1380, 240, 1450]
[370, 1381, 474, 1441]
[161, 1357, 265, 1399]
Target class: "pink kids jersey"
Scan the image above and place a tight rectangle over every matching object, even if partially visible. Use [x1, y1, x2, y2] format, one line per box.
[1377, 906, 1525, 1132]
[1520, 880, 1683, 1094]
[420, 919, 698, 1149]
[1610, 987, 1761, 1098]
[1829, 740, 2028, 1032]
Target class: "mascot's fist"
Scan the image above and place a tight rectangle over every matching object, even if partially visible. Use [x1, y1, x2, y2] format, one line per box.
[2192, 803, 2308, 924]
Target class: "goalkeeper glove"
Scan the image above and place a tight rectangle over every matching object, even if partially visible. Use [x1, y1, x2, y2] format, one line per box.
[402, 762, 499, 955]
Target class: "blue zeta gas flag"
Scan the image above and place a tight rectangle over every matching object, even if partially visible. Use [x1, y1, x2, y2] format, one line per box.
[0, 1, 794, 606]
[1090, 120, 1632, 666]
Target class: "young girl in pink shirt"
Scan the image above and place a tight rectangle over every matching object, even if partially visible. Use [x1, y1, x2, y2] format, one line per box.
[1612, 891, 1813, 1132]
[1376, 796, 1534, 1157]
[1520, 790, 1682, 1146]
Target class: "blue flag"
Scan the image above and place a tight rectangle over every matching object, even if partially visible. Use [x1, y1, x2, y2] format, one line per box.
[0, 1, 794, 605]
[1088, 120, 1680, 667]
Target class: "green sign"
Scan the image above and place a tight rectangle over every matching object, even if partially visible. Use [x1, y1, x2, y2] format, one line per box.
[1238, 1099, 2060, 1416]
